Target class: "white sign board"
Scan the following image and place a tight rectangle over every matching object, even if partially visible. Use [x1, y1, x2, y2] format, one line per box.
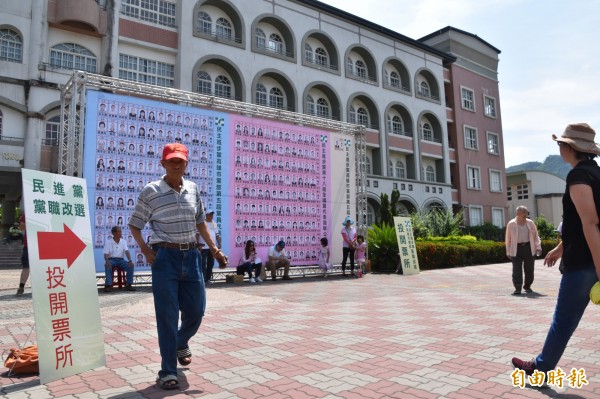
[21, 169, 105, 384]
[393, 216, 420, 275]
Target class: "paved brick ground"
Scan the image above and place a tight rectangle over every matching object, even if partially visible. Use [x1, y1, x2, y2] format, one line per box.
[1, 262, 600, 398]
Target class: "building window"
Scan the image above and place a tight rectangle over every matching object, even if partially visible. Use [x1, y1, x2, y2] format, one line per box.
[507, 187, 512, 201]
[373, 181, 378, 188]
[365, 157, 371, 174]
[268, 33, 283, 54]
[269, 87, 284, 109]
[316, 98, 330, 118]
[349, 106, 369, 127]
[215, 18, 232, 40]
[305, 95, 315, 115]
[396, 161, 405, 179]
[467, 165, 481, 190]
[196, 71, 211, 94]
[214, 75, 231, 99]
[304, 43, 313, 62]
[489, 169, 502, 192]
[420, 122, 433, 141]
[439, 188, 442, 194]
[484, 95, 497, 118]
[121, 0, 177, 28]
[425, 186, 430, 193]
[461, 87, 475, 111]
[388, 161, 394, 176]
[393, 183, 398, 189]
[367, 204, 374, 226]
[0, 28, 22, 63]
[432, 187, 436, 193]
[354, 60, 366, 78]
[408, 184, 413, 191]
[401, 183, 406, 190]
[419, 81, 430, 97]
[492, 207, 504, 228]
[255, 28, 266, 49]
[346, 57, 353, 75]
[197, 11, 211, 33]
[119, 54, 174, 87]
[45, 115, 60, 146]
[389, 71, 400, 88]
[464, 126, 478, 150]
[388, 115, 404, 135]
[315, 48, 328, 66]
[487, 132, 499, 155]
[50, 43, 97, 73]
[516, 184, 529, 200]
[255, 83, 267, 106]
[426, 166, 435, 182]
[469, 206, 483, 226]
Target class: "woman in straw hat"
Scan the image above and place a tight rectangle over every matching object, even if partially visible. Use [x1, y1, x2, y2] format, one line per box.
[512, 123, 600, 375]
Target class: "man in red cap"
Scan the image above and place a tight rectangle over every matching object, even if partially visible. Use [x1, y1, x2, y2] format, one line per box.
[128, 142, 228, 390]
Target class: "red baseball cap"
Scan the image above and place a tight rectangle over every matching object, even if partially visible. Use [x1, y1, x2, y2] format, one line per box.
[162, 143, 188, 161]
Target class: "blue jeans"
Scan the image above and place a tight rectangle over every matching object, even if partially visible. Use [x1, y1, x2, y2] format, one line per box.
[237, 262, 262, 278]
[535, 265, 598, 371]
[151, 247, 205, 378]
[200, 248, 214, 283]
[105, 258, 134, 286]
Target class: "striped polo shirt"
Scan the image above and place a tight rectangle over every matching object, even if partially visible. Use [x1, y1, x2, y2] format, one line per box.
[128, 175, 206, 244]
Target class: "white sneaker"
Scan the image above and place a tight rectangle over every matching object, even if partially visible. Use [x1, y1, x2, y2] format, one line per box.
[249, 277, 256, 283]
[255, 276, 263, 283]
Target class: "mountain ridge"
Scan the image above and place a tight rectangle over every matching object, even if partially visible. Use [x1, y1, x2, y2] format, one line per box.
[506, 155, 570, 179]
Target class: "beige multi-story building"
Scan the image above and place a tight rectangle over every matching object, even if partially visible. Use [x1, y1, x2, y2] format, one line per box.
[506, 170, 565, 226]
[0, 0, 505, 228]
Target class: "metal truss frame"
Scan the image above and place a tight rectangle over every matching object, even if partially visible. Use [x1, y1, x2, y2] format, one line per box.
[60, 70, 367, 231]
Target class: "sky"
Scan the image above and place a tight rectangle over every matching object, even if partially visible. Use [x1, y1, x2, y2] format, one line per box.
[319, 0, 600, 167]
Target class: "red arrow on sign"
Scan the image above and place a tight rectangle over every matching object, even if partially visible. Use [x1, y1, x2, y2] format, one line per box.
[38, 224, 86, 268]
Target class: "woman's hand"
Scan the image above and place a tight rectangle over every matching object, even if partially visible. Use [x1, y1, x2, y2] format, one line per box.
[544, 246, 562, 268]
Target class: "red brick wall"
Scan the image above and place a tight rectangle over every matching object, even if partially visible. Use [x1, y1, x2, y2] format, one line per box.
[119, 19, 178, 49]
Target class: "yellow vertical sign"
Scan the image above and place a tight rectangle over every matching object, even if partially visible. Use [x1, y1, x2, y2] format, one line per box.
[393, 216, 420, 275]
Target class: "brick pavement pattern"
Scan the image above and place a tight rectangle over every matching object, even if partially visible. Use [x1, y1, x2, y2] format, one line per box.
[1, 262, 600, 398]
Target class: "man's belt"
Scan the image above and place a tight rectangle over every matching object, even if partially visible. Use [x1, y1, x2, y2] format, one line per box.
[154, 242, 198, 250]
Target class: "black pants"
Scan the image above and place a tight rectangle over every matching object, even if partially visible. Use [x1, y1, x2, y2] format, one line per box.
[200, 249, 214, 283]
[342, 247, 355, 273]
[512, 244, 535, 291]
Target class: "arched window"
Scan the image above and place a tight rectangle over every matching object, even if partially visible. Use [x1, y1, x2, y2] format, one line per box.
[388, 115, 404, 135]
[426, 166, 435, 182]
[316, 98, 330, 118]
[50, 43, 97, 73]
[196, 71, 211, 95]
[420, 81, 430, 97]
[255, 28, 266, 48]
[389, 71, 400, 88]
[388, 161, 394, 176]
[315, 48, 328, 66]
[268, 34, 283, 54]
[304, 43, 313, 62]
[45, 115, 61, 146]
[365, 157, 372, 174]
[346, 57, 353, 75]
[197, 11, 212, 33]
[0, 28, 22, 63]
[396, 161, 405, 179]
[269, 87, 284, 109]
[255, 83, 267, 106]
[216, 18, 232, 39]
[355, 60, 366, 78]
[356, 107, 369, 127]
[214, 75, 231, 98]
[367, 203, 374, 226]
[305, 95, 315, 115]
[421, 122, 433, 141]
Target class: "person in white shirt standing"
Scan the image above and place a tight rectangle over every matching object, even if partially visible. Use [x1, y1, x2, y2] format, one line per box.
[103, 226, 136, 292]
[198, 210, 221, 283]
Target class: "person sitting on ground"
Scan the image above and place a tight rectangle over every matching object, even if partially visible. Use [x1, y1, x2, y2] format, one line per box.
[237, 240, 263, 283]
[267, 240, 291, 281]
[5, 222, 23, 245]
[102, 226, 136, 292]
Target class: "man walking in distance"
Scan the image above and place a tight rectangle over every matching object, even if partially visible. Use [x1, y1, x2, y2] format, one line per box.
[102, 226, 136, 292]
[15, 212, 28, 296]
[128, 143, 228, 390]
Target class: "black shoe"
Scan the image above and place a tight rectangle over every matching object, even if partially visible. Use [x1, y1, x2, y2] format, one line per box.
[125, 284, 136, 292]
[103, 286, 113, 293]
[524, 288, 533, 293]
[512, 290, 521, 295]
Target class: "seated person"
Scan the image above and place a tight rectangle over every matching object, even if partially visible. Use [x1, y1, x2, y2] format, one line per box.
[102, 226, 136, 293]
[5, 222, 23, 244]
[237, 240, 262, 283]
[266, 241, 291, 281]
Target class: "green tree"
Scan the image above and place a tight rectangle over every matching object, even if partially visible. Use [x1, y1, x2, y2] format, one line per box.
[379, 193, 393, 226]
[535, 215, 557, 240]
[390, 189, 400, 217]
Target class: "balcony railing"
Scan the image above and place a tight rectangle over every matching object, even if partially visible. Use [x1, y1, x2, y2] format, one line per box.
[256, 43, 294, 58]
[303, 56, 338, 71]
[388, 129, 413, 138]
[419, 132, 442, 143]
[416, 88, 440, 102]
[196, 29, 243, 44]
[346, 69, 377, 85]
[386, 79, 410, 92]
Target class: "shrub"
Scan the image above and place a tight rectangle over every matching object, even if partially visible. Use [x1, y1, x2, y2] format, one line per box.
[535, 215, 557, 240]
[367, 223, 399, 273]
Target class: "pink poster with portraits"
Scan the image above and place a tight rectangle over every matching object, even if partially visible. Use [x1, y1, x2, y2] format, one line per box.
[229, 116, 331, 265]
